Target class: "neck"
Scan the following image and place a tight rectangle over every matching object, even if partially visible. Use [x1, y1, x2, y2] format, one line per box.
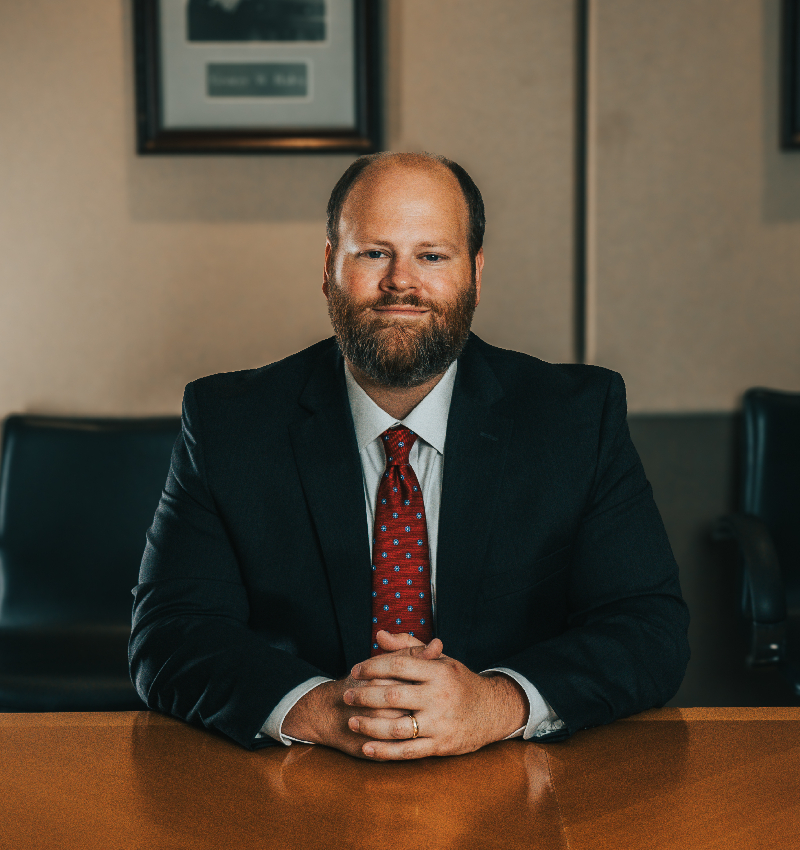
[345, 359, 447, 420]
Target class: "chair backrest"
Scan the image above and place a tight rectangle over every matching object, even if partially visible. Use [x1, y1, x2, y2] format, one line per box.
[741, 389, 800, 609]
[0, 415, 180, 628]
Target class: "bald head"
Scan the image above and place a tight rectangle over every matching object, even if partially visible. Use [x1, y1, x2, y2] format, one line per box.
[326, 152, 485, 264]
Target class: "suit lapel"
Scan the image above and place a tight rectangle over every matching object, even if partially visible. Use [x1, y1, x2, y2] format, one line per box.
[436, 338, 512, 661]
[289, 345, 372, 670]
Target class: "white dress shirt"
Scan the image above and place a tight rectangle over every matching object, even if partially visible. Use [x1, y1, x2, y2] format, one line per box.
[261, 360, 563, 744]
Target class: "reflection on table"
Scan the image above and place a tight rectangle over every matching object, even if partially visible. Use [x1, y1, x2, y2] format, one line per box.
[1, 707, 797, 849]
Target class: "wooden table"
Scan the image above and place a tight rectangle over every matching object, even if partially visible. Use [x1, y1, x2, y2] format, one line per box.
[1, 708, 797, 849]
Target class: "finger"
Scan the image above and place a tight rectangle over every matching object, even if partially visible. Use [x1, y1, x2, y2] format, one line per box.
[360, 708, 408, 720]
[348, 714, 421, 741]
[343, 683, 424, 711]
[362, 738, 436, 761]
[351, 653, 441, 683]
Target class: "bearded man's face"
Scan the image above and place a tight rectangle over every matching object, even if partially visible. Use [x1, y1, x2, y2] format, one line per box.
[326, 271, 477, 388]
[324, 160, 483, 388]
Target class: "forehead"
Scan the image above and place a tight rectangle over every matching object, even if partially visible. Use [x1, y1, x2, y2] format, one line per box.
[339, 161, 468, 244]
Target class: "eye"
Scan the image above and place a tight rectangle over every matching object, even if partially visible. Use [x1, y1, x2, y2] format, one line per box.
[363, 250, 385, 259]
[422, 253, 443, 262]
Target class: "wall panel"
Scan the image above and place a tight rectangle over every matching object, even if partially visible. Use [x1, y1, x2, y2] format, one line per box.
[589, 0, 800, 412]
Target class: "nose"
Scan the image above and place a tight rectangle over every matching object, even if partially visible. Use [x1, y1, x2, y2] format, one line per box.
[382, 255, 419, 294]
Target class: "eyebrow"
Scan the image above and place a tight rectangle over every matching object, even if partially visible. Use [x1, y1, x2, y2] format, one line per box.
[364, 239, 460, 250]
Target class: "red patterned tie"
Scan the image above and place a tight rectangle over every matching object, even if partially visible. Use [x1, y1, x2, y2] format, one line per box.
[371, 426, 433, 655]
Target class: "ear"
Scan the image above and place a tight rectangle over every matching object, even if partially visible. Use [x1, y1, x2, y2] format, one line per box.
[323, 241, 333, 298]
[473, 248, 484, 307]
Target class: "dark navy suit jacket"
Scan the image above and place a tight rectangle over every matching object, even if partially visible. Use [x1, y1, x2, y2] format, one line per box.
[129, 334, 690, 749]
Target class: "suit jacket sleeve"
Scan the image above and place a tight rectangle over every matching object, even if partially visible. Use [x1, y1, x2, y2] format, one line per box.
[496, 371, 690, 738]
[129, 383, 326, 750]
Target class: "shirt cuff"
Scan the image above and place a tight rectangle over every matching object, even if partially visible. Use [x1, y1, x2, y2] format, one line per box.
[256, 676, 333, 746]
[481, 667, 565, 739]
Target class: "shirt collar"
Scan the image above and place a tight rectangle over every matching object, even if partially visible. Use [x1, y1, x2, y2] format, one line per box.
[344, 359, 457, 456]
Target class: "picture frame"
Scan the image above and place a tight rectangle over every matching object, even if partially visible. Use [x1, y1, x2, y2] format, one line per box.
[133, 0, 381, 154]
[782, 0, 800, 149]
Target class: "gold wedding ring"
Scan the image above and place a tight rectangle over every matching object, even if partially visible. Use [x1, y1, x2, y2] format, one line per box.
[409, 714, 419, 739]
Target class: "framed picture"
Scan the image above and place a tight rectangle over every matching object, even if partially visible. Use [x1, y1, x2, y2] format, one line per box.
[783, 0, 800, 149]
[134, 0, 380, 153]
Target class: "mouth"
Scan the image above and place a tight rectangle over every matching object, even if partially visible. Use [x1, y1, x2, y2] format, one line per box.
[371, 306, 431, 318]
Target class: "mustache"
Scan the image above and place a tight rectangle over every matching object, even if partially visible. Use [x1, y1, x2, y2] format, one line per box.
[364, 294, 441, 313]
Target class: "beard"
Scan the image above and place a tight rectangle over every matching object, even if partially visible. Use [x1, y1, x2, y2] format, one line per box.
[327, 275, 477, 388]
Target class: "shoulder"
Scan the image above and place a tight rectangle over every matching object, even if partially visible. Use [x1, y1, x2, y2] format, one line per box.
[179, 338, 341, 444]
[185, 337, 338, 408]
[465, 334, 625, 417]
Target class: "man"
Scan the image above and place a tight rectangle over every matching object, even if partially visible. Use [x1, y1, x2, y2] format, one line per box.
[130, 152, 689, 760]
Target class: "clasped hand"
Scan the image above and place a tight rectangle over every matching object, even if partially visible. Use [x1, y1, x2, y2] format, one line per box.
[283, 630, 528, 760]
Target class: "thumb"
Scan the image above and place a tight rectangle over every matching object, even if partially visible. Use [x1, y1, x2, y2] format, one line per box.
[376, 631, 444, 660]
[410, 637, 444, 660]
[375, 630, 425, 652]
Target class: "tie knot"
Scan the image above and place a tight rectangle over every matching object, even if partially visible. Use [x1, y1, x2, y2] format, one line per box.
[380, 426, 417, 466]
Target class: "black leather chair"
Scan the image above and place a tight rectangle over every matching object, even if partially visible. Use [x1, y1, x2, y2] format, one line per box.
[713, 388, 800, 695]
[0, 415, 180, 710]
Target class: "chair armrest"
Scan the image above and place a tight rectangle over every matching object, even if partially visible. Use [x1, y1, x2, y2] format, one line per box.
[712, 513, 786, 665]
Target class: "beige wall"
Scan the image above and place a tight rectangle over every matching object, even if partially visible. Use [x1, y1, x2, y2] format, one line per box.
[0, 0, 575, 419]
[588, 0, 800, 412]
[4, 1, 795, 419]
